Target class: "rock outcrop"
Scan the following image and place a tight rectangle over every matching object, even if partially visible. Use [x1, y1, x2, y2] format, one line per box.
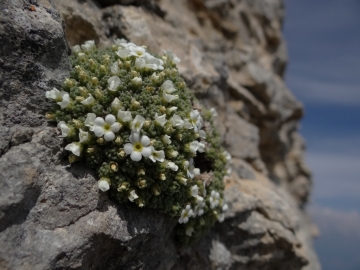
[0, 0, 320, 269]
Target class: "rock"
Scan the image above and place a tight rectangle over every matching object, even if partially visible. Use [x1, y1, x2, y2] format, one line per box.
[0, 0, 320, 269]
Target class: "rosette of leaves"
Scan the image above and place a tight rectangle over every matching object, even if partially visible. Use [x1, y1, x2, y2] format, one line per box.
[45, 39, 231, 245]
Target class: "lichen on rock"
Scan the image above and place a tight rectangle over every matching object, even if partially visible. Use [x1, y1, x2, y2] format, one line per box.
[45, 39, 230, 244]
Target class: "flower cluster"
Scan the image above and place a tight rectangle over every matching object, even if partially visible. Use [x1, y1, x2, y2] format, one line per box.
[46, 40, 231, 245]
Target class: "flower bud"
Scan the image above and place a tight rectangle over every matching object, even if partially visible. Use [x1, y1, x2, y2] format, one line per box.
[109, 161, 118, 172]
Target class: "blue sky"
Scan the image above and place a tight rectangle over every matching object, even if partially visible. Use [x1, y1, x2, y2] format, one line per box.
[283, 0, 360, 269]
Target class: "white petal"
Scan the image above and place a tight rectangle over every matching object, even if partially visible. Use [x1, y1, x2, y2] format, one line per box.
[155, 113, 167, 126]
[108, 76, 121, 91]
[105, 114, 116, 124]
[111, 122, 121, 132]
[93, 126, 105, 137]
[98, 180, 110, 192]
[131, 151, 142, 161]
[116, 48, 130, 59]
[161, 80, 176, 93]
[199, 130, 206, 139]
[85, 113, 96, 127]
[141, 147, 152, 157]
[124, 143, 134, 154]
[111, 98, 122, 111]
[104, 131, 115, 141]
[79, 129, 89, 143]
[129, 132, 140, 144]
[94, 117, 105, 126]
[118, 110, 133, 122]
[81, 94, 95, 106]
[140, 135, 150, 146]
[111, 61, 119, 74]
[64, 142, 82, 156]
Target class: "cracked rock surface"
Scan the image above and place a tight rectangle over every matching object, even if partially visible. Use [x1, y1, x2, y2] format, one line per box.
[0, 0, 320, 269]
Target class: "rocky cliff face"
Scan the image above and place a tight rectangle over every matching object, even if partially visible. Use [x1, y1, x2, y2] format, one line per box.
[0, 0, 320, 269]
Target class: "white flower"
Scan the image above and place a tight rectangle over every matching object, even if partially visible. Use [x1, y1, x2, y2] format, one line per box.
[163, 50, 180, 65]
[128, 190, 139, 202]
[223, 150, 232, 162]
[198, 142, 205, 153]
[167, 107, 177, 113]
[170, 114, 184, 128]
[189, 141, 199, 154]
[161, 80, 177, 93]
[135, 53, 164, 70]
[93, 114, 121, 141]
[124, 132, 152, 162]
[72, 45, 81, 53]
[166, 161, 178, 171]
[98, 179, 110, 192]
[57, 92, 71, 108]
[183, 119, 192, 129]
[108, 76, 121, 92]
[128, 45, 146, 57]
[77, 53, 86, 59]
[194, 201, 205, 217]
[117, 110, 133, 122]
[81, 94, 95, 106]
[188, 110, 202, 132]
[154, 113, 167, 126]
[222, 203, 229, 212]
[46, 87, 62, 100]
[161, 135, 171, 145]
[163, 91, 179, 103]
[210, 108, 218, 118]
[57, 121, 70, 137]
[81, 40, 95, 51]
[190, 185, 199, 197]
[131, 115, 145, 133]
[184, 159, 200, 179]
[132, 76, 142, 85]
[199, 130, 206, 139]
[84, 113, 96, 131]
[79, 129, 90, 143]
[116, 47, 131, 59]
[178, 205, 193, 224]
[209, 190, 220, 209]
[186, 226, 194, 237]
[110, 61, 119, 74]
[149, 146, 165, 163]
[111, 98, 122, 112]
[150, 72, 159, 82]
[114, 38, 128, 46]
[218, 213, 225, 223]
[65, 142, 82, 156]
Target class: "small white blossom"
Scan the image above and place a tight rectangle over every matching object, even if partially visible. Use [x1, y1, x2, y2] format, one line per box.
[218, 213, 225, 223]
[161, 135, 171, 145]
[81, 40, 95, 51]
[166, 161, 178, 171]
[84, 113, 96, 131]
[128, 190, 139, 202]
[163, 91, 179, 103]
[163, 50, 180, 65]
[124, 132, 152, 161]
[189, 141, 199, 154]
[132, 76, 142, 85]
[154, 113, 167, 126]
[57, 121, 70, 137]
[114, 38, 128, 46]
[190, 185, 199, 197]
[198, 142, 205, 153]
[149, 146, 165, 163]
[81, 94, 95, 106]
[210, 108, 218, 118]
[93, 114, 121, 141]
[79, 129, 90, 143]
[110, 61, 119, 74]
[131, 115, 145, 133]
[150, 72, 159, 82]
[209, 190, 220, 209]
[72, 45, 81, 53]
[199, 130, 206, 139]
[111, 98, 122, 112]
[183, 119, 192, 129]
[184, 159, 200, 179]
[128, 45, 146, 57]
[222, 203, 229, 212]
[117, 110, 133, 122]
[116, 47, 131, 59]
[194, 200, 205, 217]
[98, 179, 110, 192]
[161, 80, 177, 93]
[77, 53, 86, 59]
[108, 76, 121, 92]
[167, 106, 177, 113]
[223, 150, 232, 162]
[46, 87, 62, 101]
[65, 142, 82, 156]
[186, 226, 194, 237]
[178, 205, 193, 224]
[57, 92, 71, 109]
[189, 110, 202, 132]
[170, 114, 184, 128]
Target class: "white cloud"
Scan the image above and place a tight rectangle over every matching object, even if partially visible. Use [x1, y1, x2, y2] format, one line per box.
[309, 204, 360, 239]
